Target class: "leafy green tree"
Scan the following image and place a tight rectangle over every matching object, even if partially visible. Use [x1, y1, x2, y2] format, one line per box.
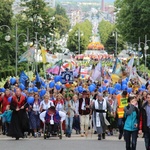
[54, 14, 70, 37]
[67, 20, 92, 54]
[98, 19, 115, 45]
[55, 4, 68, 19]
[20, 0, 56, 40]
[115, 0, 150, 67]
[0, 0, 15, 70]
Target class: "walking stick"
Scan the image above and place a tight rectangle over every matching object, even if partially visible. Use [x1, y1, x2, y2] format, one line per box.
[90, 116, 93, 138]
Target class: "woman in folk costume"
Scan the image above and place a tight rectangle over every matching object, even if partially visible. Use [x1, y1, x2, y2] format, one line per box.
[92, 93, 112, 140]
[8, 88, 29, 140]
[54, 94, 64, 112]
[29, 93, 41, 138]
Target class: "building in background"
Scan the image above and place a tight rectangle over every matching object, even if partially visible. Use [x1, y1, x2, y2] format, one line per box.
[101, 0, 105, 12]
[12, 0, 56, 14]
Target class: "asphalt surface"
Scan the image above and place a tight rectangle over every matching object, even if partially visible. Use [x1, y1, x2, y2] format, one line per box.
[0, 133, 145, 150]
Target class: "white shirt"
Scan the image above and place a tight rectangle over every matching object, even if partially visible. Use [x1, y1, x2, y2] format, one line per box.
[81, 98, 86, 110]
[56, 103, 64, 111]
[74, 100, 79, 115]
[40, 110, 66, 123]
[33, 102, 40, 112]
[40, 100, 54, 111]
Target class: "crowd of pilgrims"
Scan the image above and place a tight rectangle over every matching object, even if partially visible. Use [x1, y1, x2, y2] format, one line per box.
[0, 78, 150, 150]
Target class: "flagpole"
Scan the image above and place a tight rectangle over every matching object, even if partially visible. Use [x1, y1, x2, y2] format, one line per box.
[43, 35, 47, 79]
[27, 28, 29, 77]
[35, 32, 38, 73]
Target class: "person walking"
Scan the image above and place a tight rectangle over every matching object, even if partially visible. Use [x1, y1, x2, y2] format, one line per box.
[124, 96, 139, 150]
[72, 94, 80, 134]
[139, 93, 150, 150]
[79, 91, 91, 137]
[64, 94, 75, 137]
[92, 93, 112, 140]
[116, 90, 128, 139]
[0, 89, 11, 135]
[29, 94, 40, 138]
[8, 88, 29, 140]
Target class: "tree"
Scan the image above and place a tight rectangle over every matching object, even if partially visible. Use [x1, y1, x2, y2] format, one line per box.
[98, 19, 115, 45]
[0, 0, 15, 71]
[55, 4, 68, 19]
[115, 0, 150, 67]
[54, 15, 70, 37]
[20, 0, 56, 40]
[67, 20, 92, 54]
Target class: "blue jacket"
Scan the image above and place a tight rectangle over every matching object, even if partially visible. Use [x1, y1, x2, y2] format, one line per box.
[0, 110, 12, 123]
[123, 104, 139, 131]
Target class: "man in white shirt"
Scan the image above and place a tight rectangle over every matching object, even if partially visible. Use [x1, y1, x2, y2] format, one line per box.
[40, 106, 66, 136]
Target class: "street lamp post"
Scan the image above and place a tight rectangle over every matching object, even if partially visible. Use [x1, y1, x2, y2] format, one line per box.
[15, 24, 29, 76]
[0, 24, 29, 76]
[0, 25, 11, 41]
[144, 35, 150, 70]
[132, 43, 139, 58]
[113, 31, 118, 57]
[75, 29, 83, 54]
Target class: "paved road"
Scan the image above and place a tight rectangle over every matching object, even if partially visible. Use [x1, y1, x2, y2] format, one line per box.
[0, 133, 145, 150]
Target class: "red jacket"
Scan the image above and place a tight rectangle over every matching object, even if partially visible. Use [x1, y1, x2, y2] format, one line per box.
[11, 94, 26, 109]
[139, 101, 149, 132]
[0, 95, 10, 113]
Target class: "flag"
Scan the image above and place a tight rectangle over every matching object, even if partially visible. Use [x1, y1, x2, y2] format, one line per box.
[127, 57, 134, 74]
[41, 47, 47, 64]
[46, 66, 60, 75]
[19, 71, 29, 87]
[91, 61, 102, 81]
[35, 71, 41, 89]
[46, 53, 58, 63]
[73, 66, 81, 78]
[54, 59, 63, 66]
[18, 47, 35, 63]
[112, 58, 122, 76]
[46, 59, 63, 75]
[61, 62, 71, 71]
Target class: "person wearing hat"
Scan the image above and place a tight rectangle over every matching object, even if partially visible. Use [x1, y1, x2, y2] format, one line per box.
[40, 106, 66, 136]
[79, 90, 91, 137]
[92, 93, 112, 140]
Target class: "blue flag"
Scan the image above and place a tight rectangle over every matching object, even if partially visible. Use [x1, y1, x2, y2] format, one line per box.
[35, 71, 41, 89]
[19, 71, 29, 87]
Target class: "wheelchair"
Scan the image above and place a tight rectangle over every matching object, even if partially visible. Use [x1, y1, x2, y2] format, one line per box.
[43, 122, 62, 139]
